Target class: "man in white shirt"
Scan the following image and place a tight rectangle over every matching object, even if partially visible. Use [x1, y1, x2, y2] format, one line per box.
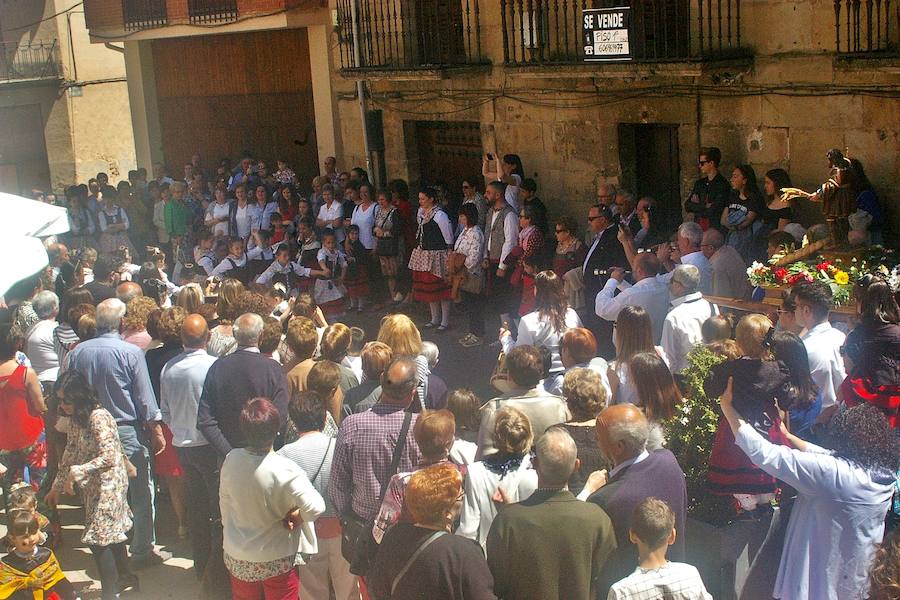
[595, 253, 670, 343]
[658, 222, 712, 295]
[702, 228, 749, 299]
[482, 181, 519, 319]
[159, 314, 219, 581]
[24, 291, 60, 386]
[661, 265, 718, 373]
[793, 281, 846, 423]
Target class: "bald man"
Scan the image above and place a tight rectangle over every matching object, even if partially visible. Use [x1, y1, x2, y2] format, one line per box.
[116, 281, 143, 305]
[594, 250, 670, 343]
[160, 314, 218, 580]
[582, 404, 687, 592]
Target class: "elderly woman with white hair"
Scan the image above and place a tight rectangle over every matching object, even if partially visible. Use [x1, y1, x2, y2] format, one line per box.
[24, 290, 61, 386]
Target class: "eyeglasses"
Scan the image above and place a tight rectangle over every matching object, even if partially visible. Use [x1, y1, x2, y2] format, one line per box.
[587, 215, 601, 222]
[698, 160, 710, 166]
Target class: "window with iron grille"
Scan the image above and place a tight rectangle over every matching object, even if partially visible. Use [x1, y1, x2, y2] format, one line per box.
[189, 0, 239, 25]
[122, 0, 168, 31]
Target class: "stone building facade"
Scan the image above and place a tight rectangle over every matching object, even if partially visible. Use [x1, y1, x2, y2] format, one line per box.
[81, 0, 897, 241]
[0, 0, 135, 194]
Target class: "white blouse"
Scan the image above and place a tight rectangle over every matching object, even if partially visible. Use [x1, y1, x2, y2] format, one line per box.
[351, 203, 376, 249]
[501, 308, 582, 373]
[453, 226, 484, 274]
[206, 201, 231, 237]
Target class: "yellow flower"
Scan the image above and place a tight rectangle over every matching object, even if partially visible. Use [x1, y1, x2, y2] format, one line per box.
[834, 271, 849, 285]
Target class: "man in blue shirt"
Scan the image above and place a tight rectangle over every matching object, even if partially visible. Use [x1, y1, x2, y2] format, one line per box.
[66, 298, 170, 568]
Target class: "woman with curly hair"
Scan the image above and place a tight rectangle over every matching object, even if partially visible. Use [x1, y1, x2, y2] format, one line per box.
[121, 296, 157, 351]
[719, 381, 898, 600]
[145, 307, 189, 538]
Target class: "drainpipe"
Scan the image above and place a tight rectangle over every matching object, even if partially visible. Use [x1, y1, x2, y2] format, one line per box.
[349, 0, 374, 184]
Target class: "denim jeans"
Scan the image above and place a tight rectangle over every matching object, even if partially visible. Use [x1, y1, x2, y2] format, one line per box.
[117, 423, 155, 558]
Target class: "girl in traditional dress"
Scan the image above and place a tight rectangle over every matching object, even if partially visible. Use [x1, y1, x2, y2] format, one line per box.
[343, 225, 370, 312]
[409, 187, 454, 331]
[96, 189, 135, 256]
[314, 230, 347, 319]
[0, 511, 76, 600]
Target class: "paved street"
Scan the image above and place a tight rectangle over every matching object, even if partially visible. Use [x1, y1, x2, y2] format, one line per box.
[1, 299, 506, 599]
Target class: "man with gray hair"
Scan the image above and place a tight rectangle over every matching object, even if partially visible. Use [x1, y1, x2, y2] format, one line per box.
[614, 189, 642, 237]
[487, 426, 616, 600]
[657, 221, 712, 295]
[661, 264, 718, 373]
[65, 297, 167, 567]
[584, 404, 687, 592]
[702, 227, 749, 299]
[24, 290, 60, 385]
[197, 312, 289, 458]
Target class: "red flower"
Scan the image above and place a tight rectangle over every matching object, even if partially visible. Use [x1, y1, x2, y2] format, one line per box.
[787, 272, 813, 286]
[815, 261, 831, 272]
[774, 268, 788, 282]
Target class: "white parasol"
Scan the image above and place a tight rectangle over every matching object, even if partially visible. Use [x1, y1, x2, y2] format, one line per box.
[0, 192, 70, 297]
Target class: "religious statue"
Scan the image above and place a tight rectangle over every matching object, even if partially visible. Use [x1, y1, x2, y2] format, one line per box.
[781, 149, 856, 247]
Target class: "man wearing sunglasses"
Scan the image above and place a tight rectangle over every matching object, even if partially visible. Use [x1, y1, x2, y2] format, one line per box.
[684, 147, 729, 233]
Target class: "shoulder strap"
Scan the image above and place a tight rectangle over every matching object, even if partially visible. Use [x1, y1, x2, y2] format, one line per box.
[310, 437, 334, 485]
[378, 410, 413, 504]
[391, 531, 446, 595]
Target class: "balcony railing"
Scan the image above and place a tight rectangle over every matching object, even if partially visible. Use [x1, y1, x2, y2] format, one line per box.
[337, 0, 485, 70]
[189, 0, 239, 24]
[0, 41, 62, 83]
[502, 0, 746, 65]
[834, 0, 898, 54]
[123, 0, 168, 31]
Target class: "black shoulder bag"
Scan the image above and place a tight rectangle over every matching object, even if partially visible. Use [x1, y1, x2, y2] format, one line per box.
[340, 410, 413, 576]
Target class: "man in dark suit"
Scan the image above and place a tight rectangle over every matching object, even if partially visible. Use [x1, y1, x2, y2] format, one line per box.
[585, 404, 688, 595]
[487, 427, 616, 600]
[582, 204, 628, 357]
[197, 312, 289, 458]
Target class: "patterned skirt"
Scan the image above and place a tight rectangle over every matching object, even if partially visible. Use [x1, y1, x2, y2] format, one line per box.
[707, 415, 787, 496]
[412, 271, 451, 303]
[344, 265, 370, 298]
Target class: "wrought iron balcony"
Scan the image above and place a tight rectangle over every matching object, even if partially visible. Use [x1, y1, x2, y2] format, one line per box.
[833, 0, 898, 54]
[0, 41, 62, 83]
[336, 0, 486, 71]
[123, 0, 168, 31]
[189, 0, 239, 24]
[502, 0, 747, 65]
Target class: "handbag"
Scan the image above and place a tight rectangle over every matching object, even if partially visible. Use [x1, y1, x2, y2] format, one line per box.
[376, 209, 399, 256]
[340, 410, 413, 575]
[489, 352, 515, 394]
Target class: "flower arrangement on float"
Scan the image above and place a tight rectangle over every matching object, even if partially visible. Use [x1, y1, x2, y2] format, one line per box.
[746, 245, 898, 307]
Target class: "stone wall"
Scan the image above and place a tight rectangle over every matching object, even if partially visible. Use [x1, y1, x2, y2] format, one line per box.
[329, 0, 899, 243]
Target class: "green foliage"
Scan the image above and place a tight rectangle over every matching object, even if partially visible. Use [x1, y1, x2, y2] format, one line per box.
[663, 345, 736, 525]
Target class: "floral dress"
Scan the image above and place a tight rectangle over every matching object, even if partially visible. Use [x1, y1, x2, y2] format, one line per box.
[52, 408, 132, 547]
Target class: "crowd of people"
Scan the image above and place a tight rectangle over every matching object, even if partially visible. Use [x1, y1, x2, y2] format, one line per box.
[0, 146, 896, 600]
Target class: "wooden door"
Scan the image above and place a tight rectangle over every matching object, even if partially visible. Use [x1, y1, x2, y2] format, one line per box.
[412, 121, 482, 218]
[619, 123, 681, 233]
